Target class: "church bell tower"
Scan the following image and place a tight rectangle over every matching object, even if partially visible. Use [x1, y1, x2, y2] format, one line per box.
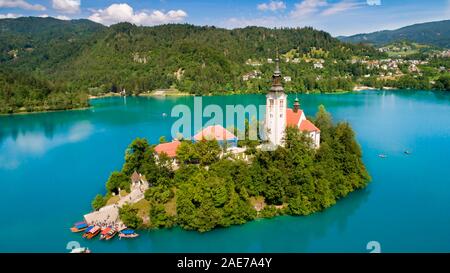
[265, 50, 287, 146]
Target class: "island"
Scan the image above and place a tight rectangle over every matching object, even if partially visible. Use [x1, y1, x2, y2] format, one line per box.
[82, 57, 371, 233]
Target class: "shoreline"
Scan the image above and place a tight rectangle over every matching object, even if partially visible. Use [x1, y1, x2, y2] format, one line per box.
[353, 85, 398, 91]
[89, 92, 123, 99]
[0, 106, 91, 117]
[0, 88, 438, 116]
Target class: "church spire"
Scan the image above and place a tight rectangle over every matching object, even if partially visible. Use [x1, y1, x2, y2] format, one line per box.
[270, 48, 284, 93]
[274, 49, 281, 76]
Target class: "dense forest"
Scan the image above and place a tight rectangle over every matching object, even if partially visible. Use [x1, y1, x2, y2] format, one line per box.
[0, 17, 383, 113]
[0, 68, 88, 113]
[1, 17, 450, 114]
[92, 106, 371, 232]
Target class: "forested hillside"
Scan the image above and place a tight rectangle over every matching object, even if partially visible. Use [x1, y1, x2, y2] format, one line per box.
[340, 20, 450, 48]
[6, 17, 450, 114]
[0, 68, 88, 113]
[0, 17, 105, 70]
[0, 17, 384, 113]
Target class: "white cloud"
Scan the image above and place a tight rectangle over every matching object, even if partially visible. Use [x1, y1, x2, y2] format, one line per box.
[321, 0, 362, 16]
[56, 15, 70, 20]
[88, 3, 188, 26]
[0, 121, 93, 170]
[290, 0, 327, 18]
[0, 12, 22, 18]
[257, 1, 286, 12]
[38, 14, 70, 20]
[52, 0, 80, 14]
[0, 0, 46, 11]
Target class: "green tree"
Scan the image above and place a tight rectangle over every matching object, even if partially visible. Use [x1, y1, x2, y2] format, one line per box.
[91, 194, 106, 210]
[106, 171, 130, 194]
[119, 204, 143, 229]
[176, 141, 200, 165]
[196, 140, 222, 166]
[159, 136, 167, 144]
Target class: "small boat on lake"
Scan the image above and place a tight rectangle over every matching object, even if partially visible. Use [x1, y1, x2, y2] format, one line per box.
[119, 229, 139, 239]
[100, 227, 117, 240]
[404, 150, 412, 155]
[378, 154, 388, 158]
[70, 221, 88, 233]
[83, 225, 101, 239]
[81, 225, 94, 238]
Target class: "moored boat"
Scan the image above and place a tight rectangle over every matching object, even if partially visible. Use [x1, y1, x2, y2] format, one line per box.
[70, 221, 88, 233]
[118, 229, 139, 239]
[82, 225, 94, 238]
[83, 225, 101, 239]
[100, 227, 117, 240]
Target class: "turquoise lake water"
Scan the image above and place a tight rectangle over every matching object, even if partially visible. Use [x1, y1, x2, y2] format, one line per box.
[0, 90, 449, 253]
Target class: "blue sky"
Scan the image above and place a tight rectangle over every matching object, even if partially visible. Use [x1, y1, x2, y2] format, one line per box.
[0, 0, 449, 36]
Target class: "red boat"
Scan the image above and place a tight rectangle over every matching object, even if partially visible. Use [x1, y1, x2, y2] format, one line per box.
[100, 227, 117, 240]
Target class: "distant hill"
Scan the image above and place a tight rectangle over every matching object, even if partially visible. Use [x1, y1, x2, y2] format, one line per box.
[0, 17, 106, 68]
[0, 17, 382, 97]
[339, 20, 450, 48]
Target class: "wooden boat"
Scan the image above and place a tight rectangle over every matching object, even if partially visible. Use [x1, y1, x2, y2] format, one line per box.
[100, 227, 117, 240]
[70, 247, 91, 253]
[83, 225, 101, 239]
[82, 225, 94, 238]
[404, 150, 412, 155]
[118, 229, 139, 239]
[70, 221, 88, 233]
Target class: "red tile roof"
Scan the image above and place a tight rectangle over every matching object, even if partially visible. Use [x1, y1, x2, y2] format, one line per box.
[286, 108, 304, 127]
[193, 125, 237, 141]
[299, 119, 320, 132]
[154, 140, 181, 158]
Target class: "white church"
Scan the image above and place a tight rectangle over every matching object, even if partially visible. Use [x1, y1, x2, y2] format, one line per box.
[264, 52, 321, 148]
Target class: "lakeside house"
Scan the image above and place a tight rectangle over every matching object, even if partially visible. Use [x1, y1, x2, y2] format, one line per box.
[193, 124, 238, 147]
[283, 76, 292, 82]
[286, 100, 321, 148]
[154, 125, 241, 167]
[155, 140, 181, 163]
[242, 70, 261, 81]
[155, 140, 181, 157]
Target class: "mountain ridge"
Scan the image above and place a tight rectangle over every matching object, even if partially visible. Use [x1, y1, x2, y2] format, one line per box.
[339, 19, 450, 48]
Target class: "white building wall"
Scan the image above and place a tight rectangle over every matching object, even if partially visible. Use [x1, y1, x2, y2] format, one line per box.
[310, 131, 321, 149]
[265, 92, 287, 146]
